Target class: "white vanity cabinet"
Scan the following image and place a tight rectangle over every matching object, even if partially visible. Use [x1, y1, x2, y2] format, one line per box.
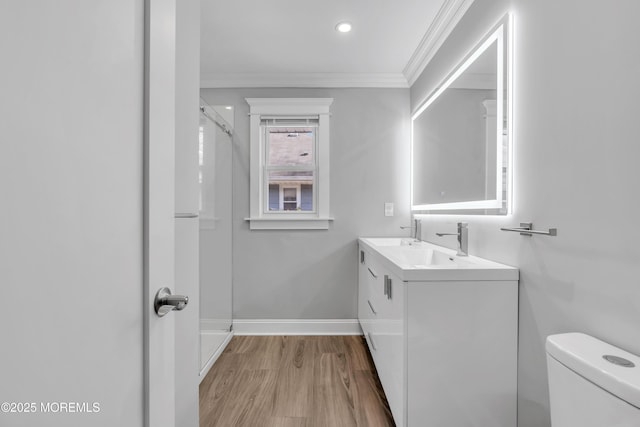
[358, 248, 405, 426]
[358, 239, 518, 427]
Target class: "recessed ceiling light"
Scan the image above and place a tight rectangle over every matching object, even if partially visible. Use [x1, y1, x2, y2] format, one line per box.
[225, 106, 233, 110]
[335, 22, 352, 33]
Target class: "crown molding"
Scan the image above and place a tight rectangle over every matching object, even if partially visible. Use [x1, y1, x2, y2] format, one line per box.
[200, 72, 409, 89]
[403, 0, 475, 87]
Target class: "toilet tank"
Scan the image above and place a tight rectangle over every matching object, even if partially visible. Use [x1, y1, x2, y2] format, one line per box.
[546, 333, 640, 427]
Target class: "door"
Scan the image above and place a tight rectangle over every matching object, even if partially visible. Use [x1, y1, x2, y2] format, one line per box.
[174, 0, 201, 424]
[0, 1, 178, 427]
[146, 0, 179, 426]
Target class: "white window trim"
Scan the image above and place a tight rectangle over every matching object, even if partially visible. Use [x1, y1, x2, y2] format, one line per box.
[245, 98, 333, 230]
[263, 122, 317, 214]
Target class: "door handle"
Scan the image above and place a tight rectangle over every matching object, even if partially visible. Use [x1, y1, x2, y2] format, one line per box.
[154, 287, 189, 317]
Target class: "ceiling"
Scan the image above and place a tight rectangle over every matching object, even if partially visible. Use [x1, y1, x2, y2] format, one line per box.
[200, 0, 474, 88]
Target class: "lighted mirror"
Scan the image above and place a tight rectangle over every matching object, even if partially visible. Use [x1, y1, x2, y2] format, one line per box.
[411, 15, 512, 215]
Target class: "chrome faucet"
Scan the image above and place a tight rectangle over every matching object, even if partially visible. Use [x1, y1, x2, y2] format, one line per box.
[436, 222, 468, 256]
[400, 218, 422, 241]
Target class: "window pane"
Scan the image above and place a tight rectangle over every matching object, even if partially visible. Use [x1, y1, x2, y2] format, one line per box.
[268, 184, 279, 211]
[283, 187, 296, 202]
[267, 172, 314, 212]
[279, 185, 298, 211]
[267, 127, 315, 166]
[300, 184, 312, 211]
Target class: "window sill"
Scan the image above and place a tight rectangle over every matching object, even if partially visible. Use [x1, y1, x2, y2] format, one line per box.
[245, 217, 334, 230]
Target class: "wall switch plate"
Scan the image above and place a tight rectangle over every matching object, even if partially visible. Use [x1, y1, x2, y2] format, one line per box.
[384, 202, 394, 217]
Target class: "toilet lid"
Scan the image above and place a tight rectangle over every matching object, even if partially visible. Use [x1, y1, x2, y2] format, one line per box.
[546, 333, 640, 409]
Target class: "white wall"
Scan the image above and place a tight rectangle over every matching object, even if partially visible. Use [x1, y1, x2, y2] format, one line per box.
[410, 1, 640, 426]
[200, 88, 410, 320]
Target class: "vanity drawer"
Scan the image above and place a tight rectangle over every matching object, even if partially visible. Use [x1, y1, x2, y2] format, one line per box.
[359, 248, 386, 307]
[359, 246, 384, 365]
[358, 248, 374, 337]
[369, 272, 405, 426]
[365, 258, 402, 319]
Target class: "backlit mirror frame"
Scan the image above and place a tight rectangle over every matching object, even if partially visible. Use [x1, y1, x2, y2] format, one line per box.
[411, 14, 512, 215]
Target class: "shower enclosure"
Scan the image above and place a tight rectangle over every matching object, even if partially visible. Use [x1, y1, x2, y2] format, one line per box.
[198, 102, 233, 378]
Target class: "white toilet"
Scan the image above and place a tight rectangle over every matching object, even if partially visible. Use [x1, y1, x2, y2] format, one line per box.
[546, 332, 640, 426]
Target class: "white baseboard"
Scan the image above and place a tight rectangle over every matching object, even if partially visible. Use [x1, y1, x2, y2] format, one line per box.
[232, 319, 363, 336]
[199, 330, 234, 383]
[200, 318, 232, 332]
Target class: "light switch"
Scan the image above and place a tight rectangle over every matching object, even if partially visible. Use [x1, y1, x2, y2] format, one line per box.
[384, 202, 394, 217]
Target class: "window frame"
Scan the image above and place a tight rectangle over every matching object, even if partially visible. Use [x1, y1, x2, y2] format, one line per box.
[263, 121, 317, 214]
[246, 98, 333, 230]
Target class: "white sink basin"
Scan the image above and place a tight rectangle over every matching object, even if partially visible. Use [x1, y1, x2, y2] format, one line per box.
[359, 237, 518, 281]
[385, 246, 470, 267]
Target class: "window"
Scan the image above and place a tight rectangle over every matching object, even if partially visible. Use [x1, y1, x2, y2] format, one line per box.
[265, 120, 316, 212]
[282, 187, 297, 210]
[246, 98, 333, 230]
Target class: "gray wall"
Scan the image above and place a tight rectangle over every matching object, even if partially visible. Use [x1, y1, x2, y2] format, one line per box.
[410, 1, 640, 426]
[200, 88, 410, 319]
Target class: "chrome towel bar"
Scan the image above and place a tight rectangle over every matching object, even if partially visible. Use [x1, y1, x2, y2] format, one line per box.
[500, 222, 557, 236]
[175, 213, 199, 219]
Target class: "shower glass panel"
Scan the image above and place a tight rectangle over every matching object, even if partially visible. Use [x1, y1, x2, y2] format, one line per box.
[199, 103, 233, 377]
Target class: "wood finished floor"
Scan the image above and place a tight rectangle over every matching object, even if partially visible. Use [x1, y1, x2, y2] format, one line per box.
[199, 335, 395, 427]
